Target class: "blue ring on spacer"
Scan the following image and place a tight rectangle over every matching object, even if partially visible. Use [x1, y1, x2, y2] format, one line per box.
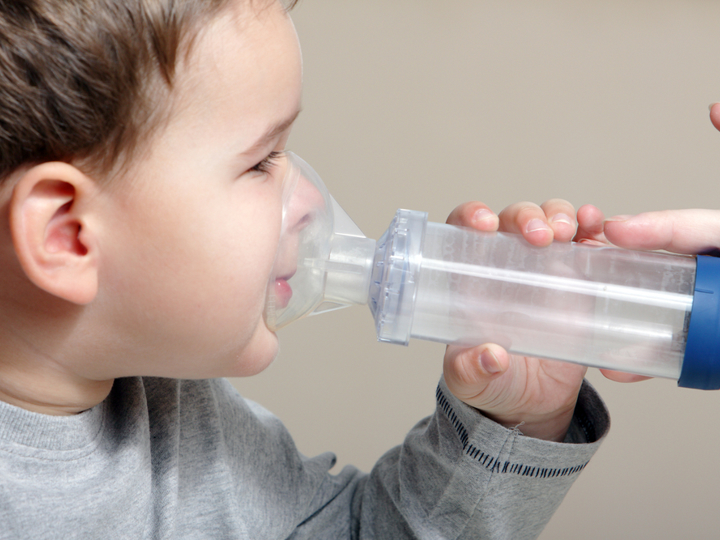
[679, 255, 720, 390]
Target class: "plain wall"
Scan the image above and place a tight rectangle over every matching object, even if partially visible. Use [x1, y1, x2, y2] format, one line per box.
[231, 2, 720, 538]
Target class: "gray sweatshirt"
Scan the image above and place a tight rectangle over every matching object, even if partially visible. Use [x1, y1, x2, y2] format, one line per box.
[0, 376, 609, 539]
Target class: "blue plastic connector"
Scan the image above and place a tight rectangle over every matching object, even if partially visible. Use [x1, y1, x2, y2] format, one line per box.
[679, 255, 720, 390]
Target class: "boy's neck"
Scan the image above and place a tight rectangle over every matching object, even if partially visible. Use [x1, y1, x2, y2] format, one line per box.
[0, 323, 114, 415]
[0, 365, 114, 416]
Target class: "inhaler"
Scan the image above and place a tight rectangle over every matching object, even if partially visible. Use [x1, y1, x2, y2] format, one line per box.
[265, 153, 720, 390]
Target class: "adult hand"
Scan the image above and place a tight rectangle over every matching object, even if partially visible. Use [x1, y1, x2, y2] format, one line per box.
[573, 205, 720, 382]
[710, 102, 720, 132]
[570, 105, 720, 381]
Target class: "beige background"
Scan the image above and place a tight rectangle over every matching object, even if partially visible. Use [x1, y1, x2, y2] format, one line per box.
[232, 1, 720, 538]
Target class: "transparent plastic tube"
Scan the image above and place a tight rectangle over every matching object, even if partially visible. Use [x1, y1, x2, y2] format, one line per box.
[368, 210, 697, 380]
[413, 219, 694, 379]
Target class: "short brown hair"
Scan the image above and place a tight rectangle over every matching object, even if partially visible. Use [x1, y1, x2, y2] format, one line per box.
[0, 0, 298, 181]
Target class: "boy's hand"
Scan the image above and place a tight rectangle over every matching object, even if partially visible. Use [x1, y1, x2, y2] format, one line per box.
[442, 110, 720, 441]
[443, 199, 586, 442]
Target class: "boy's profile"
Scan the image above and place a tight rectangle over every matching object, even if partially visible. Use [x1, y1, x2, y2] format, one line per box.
[0, 1, 609, 538]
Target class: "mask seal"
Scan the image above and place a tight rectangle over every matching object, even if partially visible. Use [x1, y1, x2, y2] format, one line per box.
[264, 153, 378, 331]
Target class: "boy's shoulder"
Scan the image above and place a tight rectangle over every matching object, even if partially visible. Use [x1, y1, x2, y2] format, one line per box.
[0, 375, 338, 539]
[0, 377, 248, 455]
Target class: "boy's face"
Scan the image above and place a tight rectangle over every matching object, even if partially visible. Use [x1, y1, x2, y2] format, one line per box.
[96, 1, 303, 379]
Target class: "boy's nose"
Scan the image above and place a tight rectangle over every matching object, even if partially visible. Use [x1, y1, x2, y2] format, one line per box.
[283, 173, 326, 234]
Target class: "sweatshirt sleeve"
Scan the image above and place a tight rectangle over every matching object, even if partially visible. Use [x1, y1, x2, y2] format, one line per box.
[290, 377, 609, 540]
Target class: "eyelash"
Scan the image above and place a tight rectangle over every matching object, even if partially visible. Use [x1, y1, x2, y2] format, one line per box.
[251, 151, 283, 174]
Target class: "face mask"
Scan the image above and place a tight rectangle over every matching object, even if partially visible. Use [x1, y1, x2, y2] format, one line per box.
[264, 152, 378, 332]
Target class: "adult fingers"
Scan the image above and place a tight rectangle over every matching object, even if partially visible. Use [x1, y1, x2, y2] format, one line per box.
[604, 209, 720, 255]
[599, 369, 652, 383]
[710, 103, 720, 133]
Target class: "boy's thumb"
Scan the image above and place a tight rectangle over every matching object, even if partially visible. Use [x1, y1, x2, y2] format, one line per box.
[443, 343, 509, 402]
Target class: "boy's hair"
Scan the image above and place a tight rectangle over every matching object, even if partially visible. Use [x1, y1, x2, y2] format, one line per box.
[0, 0, 297, 181]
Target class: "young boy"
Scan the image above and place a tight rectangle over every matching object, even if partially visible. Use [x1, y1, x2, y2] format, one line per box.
[0, 1, 609, 538]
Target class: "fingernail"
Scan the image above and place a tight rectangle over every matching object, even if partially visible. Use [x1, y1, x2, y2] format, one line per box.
[525, 218, 551, 234]
[710, 103, 719, 112]
[472, 209, 496, 224]
[550, 213, 573, 226]
[604, 214, 633, 223]
[480, 349, 502, 375]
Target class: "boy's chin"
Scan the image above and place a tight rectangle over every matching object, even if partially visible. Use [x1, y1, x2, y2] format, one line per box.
[171, 325, 280, 380]
[225, 331, 280, 378]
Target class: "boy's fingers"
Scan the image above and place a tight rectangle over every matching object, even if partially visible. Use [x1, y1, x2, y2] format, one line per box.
[498, 202, 553, 246]
[499, 200, 576, 246]
[574, 204, 608, 244]
[540, 199, 577, 242]
[446, 201, 499, 232]
[443, 343, 510, 402]
[604, 209, 720, 255]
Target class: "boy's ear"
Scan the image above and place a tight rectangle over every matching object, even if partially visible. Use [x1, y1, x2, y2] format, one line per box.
[9, 162, 100, 305]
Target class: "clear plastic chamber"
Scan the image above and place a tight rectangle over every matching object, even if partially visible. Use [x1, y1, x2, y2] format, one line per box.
[409, 219, 696, 379]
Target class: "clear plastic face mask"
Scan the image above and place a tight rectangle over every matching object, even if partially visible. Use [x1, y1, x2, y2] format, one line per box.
[264, 153, 377, 331]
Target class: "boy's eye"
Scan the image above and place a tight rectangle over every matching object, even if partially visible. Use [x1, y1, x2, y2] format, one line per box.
[250, 151, 283, 174]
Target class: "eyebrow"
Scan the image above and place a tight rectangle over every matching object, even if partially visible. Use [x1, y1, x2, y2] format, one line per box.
[243, 108, 302, 156]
